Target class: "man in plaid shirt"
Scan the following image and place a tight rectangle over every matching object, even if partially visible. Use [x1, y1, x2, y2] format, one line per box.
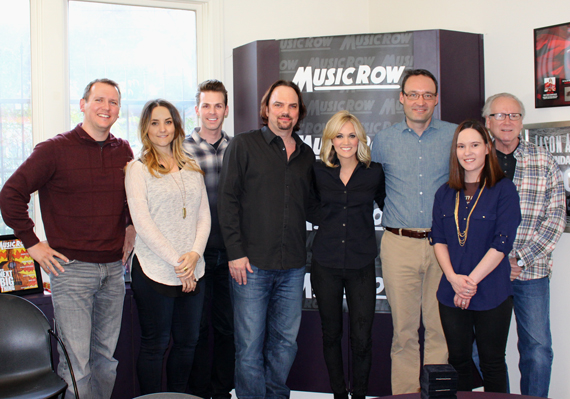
[483, 93, 566, 398]
[184, 79, 234, 399]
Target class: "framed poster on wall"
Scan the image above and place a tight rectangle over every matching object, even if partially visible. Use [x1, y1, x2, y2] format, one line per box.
[534, 22, 570, 108]
[525, 121, 570, 231]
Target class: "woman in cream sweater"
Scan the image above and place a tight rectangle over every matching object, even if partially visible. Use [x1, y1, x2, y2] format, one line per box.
[125, 99, 210, 394]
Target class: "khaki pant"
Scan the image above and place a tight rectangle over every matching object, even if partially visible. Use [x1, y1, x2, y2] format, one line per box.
[381, 229, 448, 394]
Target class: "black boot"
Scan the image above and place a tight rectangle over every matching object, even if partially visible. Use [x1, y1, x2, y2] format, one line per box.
[333, 391, 349, 399]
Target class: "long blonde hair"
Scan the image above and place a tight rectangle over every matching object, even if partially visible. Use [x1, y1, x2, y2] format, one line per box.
[320, 110, 371, 168]
[138, 99, 203, 177]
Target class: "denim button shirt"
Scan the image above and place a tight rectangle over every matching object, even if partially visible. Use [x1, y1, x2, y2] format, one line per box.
[371, 119, 457, 229]
[431, 179, 521, 310]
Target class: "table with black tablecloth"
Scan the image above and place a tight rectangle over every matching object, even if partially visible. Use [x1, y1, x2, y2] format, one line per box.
[379, 392, 545, 399]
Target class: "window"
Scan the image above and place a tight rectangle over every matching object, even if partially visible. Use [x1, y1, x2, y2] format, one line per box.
[0, 0, 33, 235]
[68, 1, 198, 155]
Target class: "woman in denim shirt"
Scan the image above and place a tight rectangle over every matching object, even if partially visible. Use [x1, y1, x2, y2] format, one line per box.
[431, 119, 521, 392]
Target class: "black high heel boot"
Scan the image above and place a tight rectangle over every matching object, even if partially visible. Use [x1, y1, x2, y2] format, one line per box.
[333, 391, 349, 399]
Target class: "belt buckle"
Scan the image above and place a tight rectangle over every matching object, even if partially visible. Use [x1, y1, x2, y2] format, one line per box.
[417, 230, 429, 239]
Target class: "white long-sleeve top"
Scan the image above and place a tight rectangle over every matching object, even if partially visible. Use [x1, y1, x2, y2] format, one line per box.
[125, 160, 211, 285]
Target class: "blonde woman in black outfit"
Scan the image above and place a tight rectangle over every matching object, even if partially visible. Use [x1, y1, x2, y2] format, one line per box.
[310, 110, 385, 399]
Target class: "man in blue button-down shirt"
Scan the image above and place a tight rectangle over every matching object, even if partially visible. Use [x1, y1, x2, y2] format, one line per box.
[371, 69, 457, 394]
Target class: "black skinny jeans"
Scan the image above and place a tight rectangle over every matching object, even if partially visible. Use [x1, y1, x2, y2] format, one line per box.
[310, 260, 376, 397]
[439, 296, 513, 393]
[131, 262, 205, 394]
[188, 248, 235, 399]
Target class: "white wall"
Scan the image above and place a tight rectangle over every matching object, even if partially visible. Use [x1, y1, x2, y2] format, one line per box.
[219, 1, 570, 396]
[220, 0, 371, 137]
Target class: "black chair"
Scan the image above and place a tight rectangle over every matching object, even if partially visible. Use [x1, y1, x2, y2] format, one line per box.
[0, 293, 79, 399]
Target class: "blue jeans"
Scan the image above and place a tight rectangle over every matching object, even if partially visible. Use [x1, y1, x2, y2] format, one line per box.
[51, 259, 125, 399]
[231, 265, 305, 399]
[512, 277, 553, 398]
[131, 264, 205, 394]
[189, 248, 235, 399]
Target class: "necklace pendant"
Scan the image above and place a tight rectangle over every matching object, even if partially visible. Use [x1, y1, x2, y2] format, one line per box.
[183, 207, 187, 219]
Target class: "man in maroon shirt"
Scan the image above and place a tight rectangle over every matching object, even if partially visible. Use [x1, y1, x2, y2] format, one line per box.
[0, 78, 134, 399]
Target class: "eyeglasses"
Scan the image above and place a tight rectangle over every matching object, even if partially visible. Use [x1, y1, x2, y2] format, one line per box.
[489, 113, 522, 121]
[402, 91, 437, 101]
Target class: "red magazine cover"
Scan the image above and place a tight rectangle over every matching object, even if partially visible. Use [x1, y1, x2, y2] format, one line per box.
[0, 235, 43, 295]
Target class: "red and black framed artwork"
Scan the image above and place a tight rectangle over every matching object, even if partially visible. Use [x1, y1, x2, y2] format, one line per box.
[535, 22, 570, 108]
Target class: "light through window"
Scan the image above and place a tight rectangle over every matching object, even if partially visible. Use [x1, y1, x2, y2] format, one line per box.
[0, 0, 33, 235]
[68, 1, 198, 155]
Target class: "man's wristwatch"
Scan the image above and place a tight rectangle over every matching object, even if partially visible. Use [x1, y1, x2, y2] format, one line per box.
[516, 256, 524, 267]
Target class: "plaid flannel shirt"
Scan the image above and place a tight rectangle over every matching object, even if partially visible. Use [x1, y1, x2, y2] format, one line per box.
[511, 137, 566, 280]
[183, 127, 230, 249]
